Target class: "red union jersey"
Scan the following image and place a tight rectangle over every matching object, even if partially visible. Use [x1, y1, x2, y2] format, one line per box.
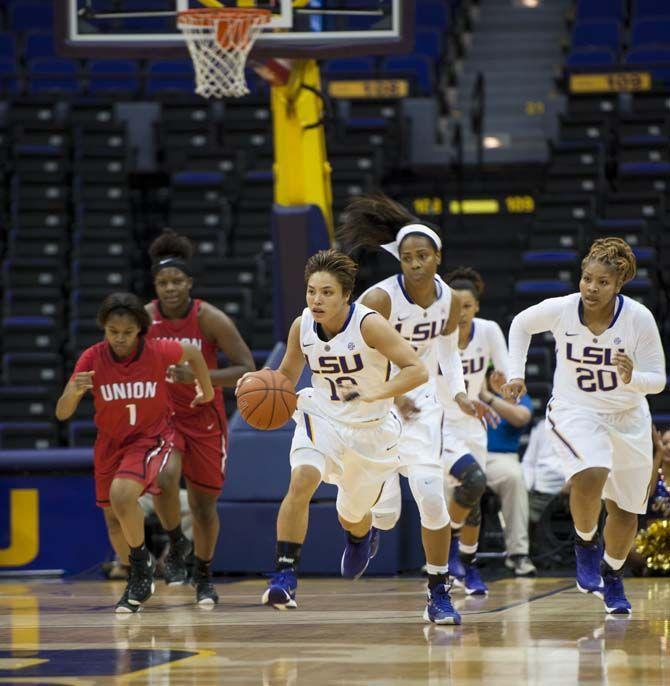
[73, 338, 183, 444]
[146, 299, 225, 417]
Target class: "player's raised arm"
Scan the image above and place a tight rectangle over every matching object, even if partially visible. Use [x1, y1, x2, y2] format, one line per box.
[504, 297, 565, 402]
[55, 371, 95, 421]
[179, 342, 215, 406]
[358, 313, 428, 400]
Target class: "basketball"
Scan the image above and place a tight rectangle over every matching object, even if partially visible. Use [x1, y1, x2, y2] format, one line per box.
[236, 369, 297, 430]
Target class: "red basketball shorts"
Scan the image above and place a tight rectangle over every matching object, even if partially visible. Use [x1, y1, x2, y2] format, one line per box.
[94, 432, 174, 508]
[173, 403, 228, 494]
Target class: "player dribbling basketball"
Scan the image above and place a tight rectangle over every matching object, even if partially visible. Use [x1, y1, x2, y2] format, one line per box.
[55, 293, 214, 613]
[145, 230, 255, 605]
[236, 248, 458, 623]
[504, 238, 666, 614]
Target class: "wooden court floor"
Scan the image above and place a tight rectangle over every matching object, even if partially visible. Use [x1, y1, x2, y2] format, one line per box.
[0, 576, 668, 685]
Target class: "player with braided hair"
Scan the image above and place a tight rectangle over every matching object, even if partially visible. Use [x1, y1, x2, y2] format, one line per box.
[504, 237, 666, 614]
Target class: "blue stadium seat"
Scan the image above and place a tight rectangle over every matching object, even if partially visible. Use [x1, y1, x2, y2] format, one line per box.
[145, 60, 195, 95]
[521, 250, 579, 281]
[68, 420, 97, 448]
[4, 288, 63, 320]
[24, 31, 56, 60]
[618, 161, 670, 175]
[381, 55, 434, 94]
[514, 280, 573, 309]
[631, 19, 670, 47]
[576, 0, 625, 22]
[9, 1, 54, 30]
[0, 33, 16, 62]
[28, 58, 80, 94]
[416, 1, 449, 29]
[1, 317, 59, 353]
[572, 20, 621, 54]
[323, 57, 376, 78]
[0, 386, 56, 421]
[625, 47, 670, 80]
[566, 48, 617, 67]
[514, 280, 573, 296]
[633, 0, 670, 19]
[0, 422, 59, 450]
[87, 59, 140, 95]
[2, 352, 64, 386]
[414, 29, 443, 60]
[0, 58, 20, 94]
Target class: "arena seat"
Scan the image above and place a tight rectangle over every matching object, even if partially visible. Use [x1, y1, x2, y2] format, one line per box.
[0, 421, 59, 449]
[1, 316, 61, 353]
[575, 0, 626, 22]
[572, 20, 621, 54]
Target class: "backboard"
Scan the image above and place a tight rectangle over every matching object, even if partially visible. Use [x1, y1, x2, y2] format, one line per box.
[56, 1, 414, 59]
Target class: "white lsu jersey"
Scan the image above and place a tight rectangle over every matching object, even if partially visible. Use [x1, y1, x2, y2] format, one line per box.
[438, 317, 510, 420]
[509, 293, 666, 412]
[299, 303, 393, 423]
[360, 274, 451, 394]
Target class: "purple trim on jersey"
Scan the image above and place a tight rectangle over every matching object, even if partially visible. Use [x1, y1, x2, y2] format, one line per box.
[384, 360, 391, 381]
[313, 303, 355, 338]
[396, 274, 444, 304]
[578, 294, 624, 329]
[547, 401, 583, 461]
[397, 274, 415, 304]
[609, 294, 625, 328]
[304, 413, 314, 442]
[340, 303, 356, 333]
[468, 321, 476, 345]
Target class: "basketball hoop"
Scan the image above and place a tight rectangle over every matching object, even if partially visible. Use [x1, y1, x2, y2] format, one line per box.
[177, 8, 272, 99]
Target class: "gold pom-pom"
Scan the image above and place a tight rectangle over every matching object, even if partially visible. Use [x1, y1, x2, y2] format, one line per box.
[635, 519, 670, 574]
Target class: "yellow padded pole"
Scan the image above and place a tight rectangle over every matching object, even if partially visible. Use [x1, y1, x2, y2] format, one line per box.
[271, 59, 334, 239]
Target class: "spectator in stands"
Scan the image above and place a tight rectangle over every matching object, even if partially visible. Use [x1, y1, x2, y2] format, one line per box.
[629, 426, 670, 576]
[522, 419, 568, 526]
[480, 370, 536, 576]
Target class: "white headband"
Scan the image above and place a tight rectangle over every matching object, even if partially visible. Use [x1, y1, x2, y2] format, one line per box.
[380, 224, 442, 260]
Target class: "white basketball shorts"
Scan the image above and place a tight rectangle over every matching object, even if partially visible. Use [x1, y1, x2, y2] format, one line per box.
[546, 398, 653, 515]
[290, 391, 402, 523]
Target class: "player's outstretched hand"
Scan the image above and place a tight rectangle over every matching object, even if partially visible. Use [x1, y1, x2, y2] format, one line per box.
[489, 370, 507, 395]
[473, 399, 500, 428]
[613, 352, 633, 384]
[190, 379, 214, 407]
[167, 363, 196, 384]
[455, 393, 500, 427]
[395, 395, 420, 421]
[502, 378, 526, 403]
[72, 371, 95, 396]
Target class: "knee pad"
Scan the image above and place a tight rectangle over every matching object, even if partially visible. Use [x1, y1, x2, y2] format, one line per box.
[371, 507, 401, 531]
[464, 502, 482, 527]
[453, 459, 487, 509]
[410, 474, 450, 530]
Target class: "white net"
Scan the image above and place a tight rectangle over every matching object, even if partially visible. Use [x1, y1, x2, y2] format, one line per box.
[178, 10, 271, 99]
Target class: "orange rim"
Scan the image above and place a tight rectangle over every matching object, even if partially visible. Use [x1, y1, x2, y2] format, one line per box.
[177, 7, 272, 27]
